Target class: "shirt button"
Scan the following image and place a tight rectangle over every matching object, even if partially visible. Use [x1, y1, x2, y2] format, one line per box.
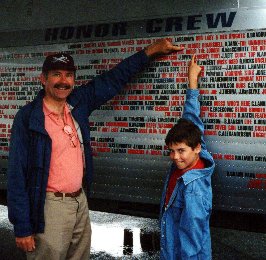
[161, 235, 164, 238]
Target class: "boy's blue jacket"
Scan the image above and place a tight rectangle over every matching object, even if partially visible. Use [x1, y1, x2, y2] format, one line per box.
[160, 89, 215, 260]
[7, 50, 149, 238]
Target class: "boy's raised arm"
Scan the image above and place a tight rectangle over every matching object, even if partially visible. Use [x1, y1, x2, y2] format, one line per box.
[183, 55, 207, 149]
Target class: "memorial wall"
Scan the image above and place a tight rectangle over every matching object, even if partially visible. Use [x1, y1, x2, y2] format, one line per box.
[0, 8, 265, 212]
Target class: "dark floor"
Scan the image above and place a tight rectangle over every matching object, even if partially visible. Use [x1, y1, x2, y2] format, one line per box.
[88, 197, 266, 233]
[0, 204, 265, 260]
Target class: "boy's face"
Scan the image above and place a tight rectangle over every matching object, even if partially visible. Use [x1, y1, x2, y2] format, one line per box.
[168, 142, 201, 171]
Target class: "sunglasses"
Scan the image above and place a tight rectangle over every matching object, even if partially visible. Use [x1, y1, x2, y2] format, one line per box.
[63, 124, 78, 147]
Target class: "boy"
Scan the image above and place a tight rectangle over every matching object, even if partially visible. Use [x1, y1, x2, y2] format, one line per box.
[160, 55, 215, 260]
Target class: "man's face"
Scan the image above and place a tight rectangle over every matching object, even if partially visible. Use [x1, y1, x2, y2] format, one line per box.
[40, 70, 75, 102]
[168, 142, 201, 171]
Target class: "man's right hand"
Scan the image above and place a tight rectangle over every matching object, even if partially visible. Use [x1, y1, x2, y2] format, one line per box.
[16, 235, 35, 252]
[144, 38, 184, 58]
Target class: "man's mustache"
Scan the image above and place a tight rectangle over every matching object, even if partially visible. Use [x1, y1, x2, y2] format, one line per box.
[54, 84, 72, 89]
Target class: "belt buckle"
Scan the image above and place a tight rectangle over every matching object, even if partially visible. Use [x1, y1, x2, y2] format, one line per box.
[53, 188, 81, 198]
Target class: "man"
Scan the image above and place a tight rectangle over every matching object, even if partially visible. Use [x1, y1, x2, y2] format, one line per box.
[7, 39, 183, 259]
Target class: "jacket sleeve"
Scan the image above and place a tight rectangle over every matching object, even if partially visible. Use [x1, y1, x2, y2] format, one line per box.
[7, 110, 33, 237]
[182, 89, 207, 150]
[72, 50, 150, 114]
[178, 192, 210, 259]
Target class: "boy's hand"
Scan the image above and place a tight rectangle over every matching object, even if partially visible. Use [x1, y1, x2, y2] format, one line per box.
[145, 38, 184, 58]
[188, 54, 202, 89]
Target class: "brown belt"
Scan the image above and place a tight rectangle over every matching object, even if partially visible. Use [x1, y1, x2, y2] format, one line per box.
[53, 188, 82, 198]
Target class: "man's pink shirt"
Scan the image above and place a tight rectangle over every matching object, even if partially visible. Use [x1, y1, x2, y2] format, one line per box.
[43, 101, 83, 193]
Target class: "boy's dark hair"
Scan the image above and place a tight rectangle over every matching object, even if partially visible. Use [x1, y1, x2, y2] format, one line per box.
[165, 118, 201, 149]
